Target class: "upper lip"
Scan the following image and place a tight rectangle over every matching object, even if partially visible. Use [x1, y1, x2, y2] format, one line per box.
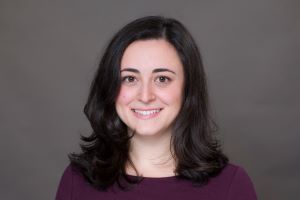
[131, 108, 163, 111]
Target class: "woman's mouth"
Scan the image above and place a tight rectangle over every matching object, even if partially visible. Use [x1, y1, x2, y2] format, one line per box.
[131, 108, 163, 119]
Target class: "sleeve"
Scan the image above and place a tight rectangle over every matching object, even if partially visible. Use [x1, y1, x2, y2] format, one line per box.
[227, 167, 257, 200]
[55, 165, 73, 200]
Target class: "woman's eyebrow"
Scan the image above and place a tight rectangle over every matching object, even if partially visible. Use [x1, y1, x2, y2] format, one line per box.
[120, 67, 176, 74]
[152, 68, 176, 74]
[120, 68, 139, 73]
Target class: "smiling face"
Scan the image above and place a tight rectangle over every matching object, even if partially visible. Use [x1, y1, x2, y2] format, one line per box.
[115, 39, 184, 137]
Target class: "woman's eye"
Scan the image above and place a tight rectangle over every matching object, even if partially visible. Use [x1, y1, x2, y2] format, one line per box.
[122, 76, 136, 83]
[155, 76, 171, 83]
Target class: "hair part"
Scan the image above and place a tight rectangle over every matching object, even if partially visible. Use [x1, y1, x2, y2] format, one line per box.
[69, 15, 228, 191]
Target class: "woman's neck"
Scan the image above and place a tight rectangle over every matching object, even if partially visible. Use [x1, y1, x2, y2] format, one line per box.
[126, 131, 176, 177]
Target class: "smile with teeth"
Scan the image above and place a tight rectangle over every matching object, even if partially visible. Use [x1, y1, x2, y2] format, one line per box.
[132, 109, 162, 118]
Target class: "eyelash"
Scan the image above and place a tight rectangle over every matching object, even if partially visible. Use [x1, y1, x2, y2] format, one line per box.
[155, 76, 171, 83]
[122, 76, 136, 83]
[121, 76, 172, 84]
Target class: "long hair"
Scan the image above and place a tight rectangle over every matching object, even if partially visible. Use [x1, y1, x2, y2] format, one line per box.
[69, 16, 228, 191]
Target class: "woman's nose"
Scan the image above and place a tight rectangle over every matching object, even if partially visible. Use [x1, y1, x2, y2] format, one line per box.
[138, 82, 156, 103]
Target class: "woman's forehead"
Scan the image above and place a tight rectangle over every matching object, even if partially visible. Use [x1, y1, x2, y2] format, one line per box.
[120, 39, 183, 73]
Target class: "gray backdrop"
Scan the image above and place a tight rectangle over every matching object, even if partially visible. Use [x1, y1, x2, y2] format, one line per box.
[1, 0, 299, 199]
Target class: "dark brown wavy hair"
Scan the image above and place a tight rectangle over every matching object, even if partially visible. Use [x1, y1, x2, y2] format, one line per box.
[69, 16, 228, 191]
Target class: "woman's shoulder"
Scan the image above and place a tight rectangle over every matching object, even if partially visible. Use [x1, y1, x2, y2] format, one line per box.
[55, 164, 90, 200]
[216, 163, 249, 179]
[208, 163, 253, 186]
[205, 163, 257, 199]
[57, 163, 83, 182]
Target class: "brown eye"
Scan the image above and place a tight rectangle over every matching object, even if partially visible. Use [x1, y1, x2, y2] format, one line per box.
[155, 76, 171, 83]
[122, 76, 136, 82]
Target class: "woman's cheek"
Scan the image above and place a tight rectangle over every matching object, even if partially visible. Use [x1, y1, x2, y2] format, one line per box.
[158, 87, 182, 104]
[117, 87, 136, 105]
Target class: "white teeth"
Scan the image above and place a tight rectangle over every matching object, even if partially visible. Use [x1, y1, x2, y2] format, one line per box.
[133, 109, 161, 116]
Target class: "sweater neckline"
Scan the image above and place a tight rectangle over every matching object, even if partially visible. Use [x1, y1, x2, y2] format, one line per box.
[125, 174, 179, 180]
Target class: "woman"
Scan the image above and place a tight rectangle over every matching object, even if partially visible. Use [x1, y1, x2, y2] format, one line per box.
[56, 16, 257, 199]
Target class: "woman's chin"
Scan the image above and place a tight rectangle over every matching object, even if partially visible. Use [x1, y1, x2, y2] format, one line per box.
[132, 127, 170, 138]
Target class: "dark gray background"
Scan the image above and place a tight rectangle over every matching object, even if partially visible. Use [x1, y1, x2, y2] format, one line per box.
[1, 0, 299, 199]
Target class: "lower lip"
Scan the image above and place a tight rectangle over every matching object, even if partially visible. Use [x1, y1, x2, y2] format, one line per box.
[132, 109, 162, 120]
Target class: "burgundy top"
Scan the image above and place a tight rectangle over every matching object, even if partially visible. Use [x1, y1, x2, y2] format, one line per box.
[55, 163, 257, 200]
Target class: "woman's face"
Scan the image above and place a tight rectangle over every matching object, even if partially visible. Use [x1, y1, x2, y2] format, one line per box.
[116, 39, 184, 137]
